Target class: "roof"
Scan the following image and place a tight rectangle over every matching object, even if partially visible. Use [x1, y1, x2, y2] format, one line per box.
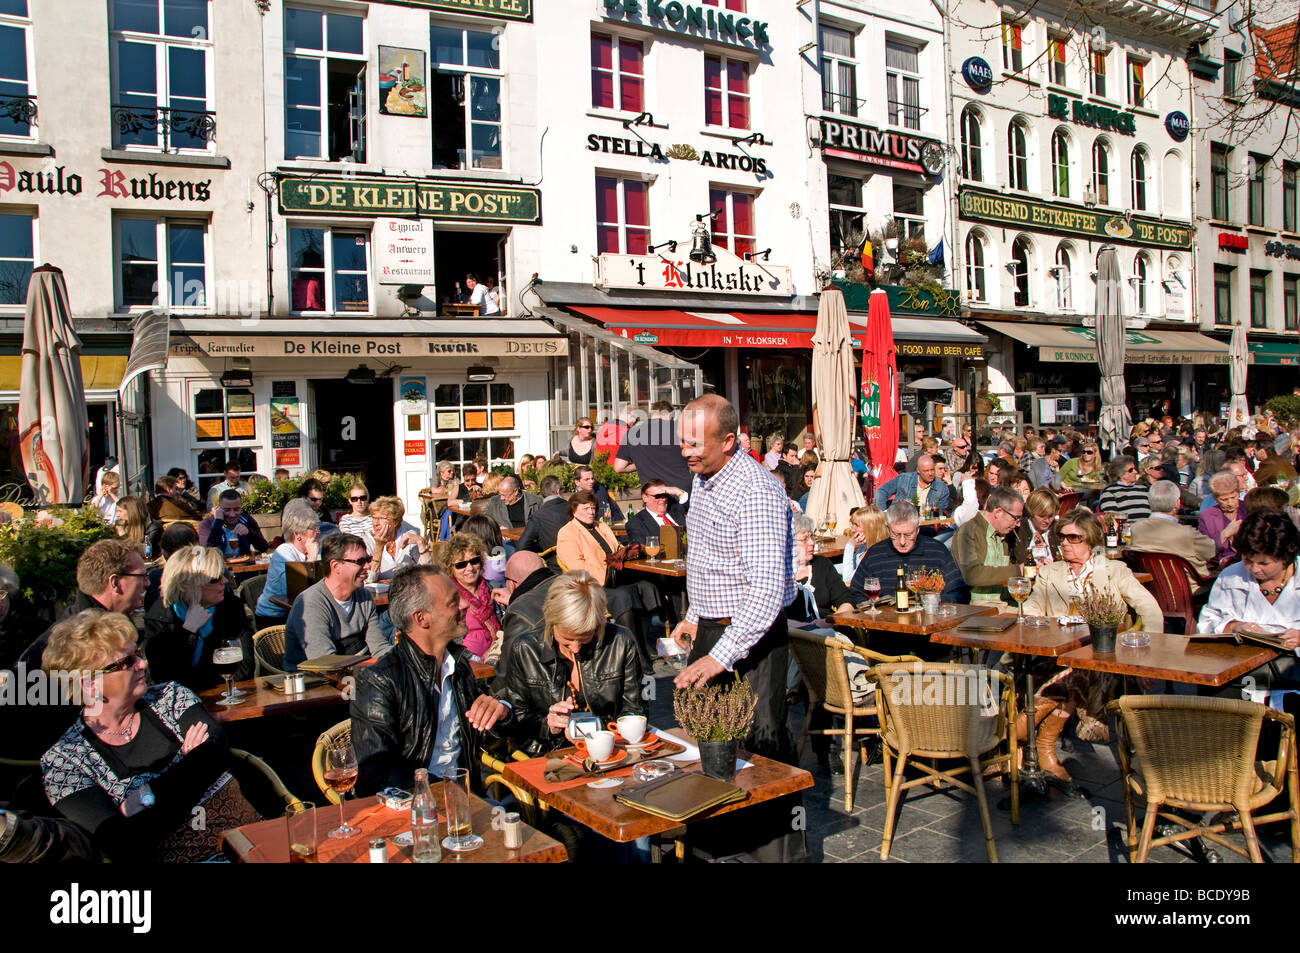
[1254, 20, 1299, 81]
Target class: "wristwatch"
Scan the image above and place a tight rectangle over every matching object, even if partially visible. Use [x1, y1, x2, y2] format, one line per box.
[138, 786, 155, 808]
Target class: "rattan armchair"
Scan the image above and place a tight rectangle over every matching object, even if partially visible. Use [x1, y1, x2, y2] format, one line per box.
[872, 662, 1019, 862]
[1108, 695, 1300, 863]
[252, 625, 288, 676]
[311, 720, 352, 806]
[788, 628, 919, 811]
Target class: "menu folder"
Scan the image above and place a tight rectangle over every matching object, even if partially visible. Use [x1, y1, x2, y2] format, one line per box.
[296, 653, 368, 672]
[615, 771, 748, 822]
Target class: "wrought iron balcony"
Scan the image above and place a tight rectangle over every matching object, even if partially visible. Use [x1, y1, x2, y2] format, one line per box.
[0, 94, 37, 132]
[111, 105, 216, 151]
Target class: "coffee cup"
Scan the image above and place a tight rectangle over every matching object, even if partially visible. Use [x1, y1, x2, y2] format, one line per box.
[610, 715, 647, 744]
[575, 729, 616, 763]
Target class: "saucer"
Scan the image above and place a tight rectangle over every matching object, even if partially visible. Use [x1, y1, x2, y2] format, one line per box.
[587, 748, 628, 770]
[613, 731, 659, 748]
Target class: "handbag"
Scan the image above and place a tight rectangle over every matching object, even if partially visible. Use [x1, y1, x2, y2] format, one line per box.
[608, 542, 644, 572]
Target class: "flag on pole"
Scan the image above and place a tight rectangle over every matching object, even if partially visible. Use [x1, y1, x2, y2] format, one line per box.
[859, 234, 873, 274]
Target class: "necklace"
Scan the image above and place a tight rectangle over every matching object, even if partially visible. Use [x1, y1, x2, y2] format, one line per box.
[1260, 568, 1293, 599]
[91, 711, 138, 742]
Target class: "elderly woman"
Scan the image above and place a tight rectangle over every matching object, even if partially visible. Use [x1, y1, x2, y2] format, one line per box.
[338, 480, 373, 538]
[498, 571, 645, 756]
[439, 531, 499, 661]
[143, 546, 253, 691]
[839, 505, 889, 584]
[1023, 487, 1059, 565]
[368, 496, 420, 581]
[1059, 439, 1105, 489]
[40, 610, 258, 862]
[1021, 508, 1163, 782]
[556, 489, 661, 668]
[253, 498, 320, 630]
[1199, 511, 1300, 662]
[788, 514, 854, 627]
[1198, 468, 1243, 567]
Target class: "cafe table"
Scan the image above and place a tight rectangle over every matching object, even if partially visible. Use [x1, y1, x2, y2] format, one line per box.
[622, 557, 687, 578]
[502, 735, 813, 858]
[830, 602, 997, 637]
[220, 794, 567, 863]
[1056, 634, 1277, 688]
[226, 556, 271, 580]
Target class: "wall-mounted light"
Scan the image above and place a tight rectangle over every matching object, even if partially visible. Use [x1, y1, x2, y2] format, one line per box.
[467, 365, 496, 383]
[648, 240, 679, 255]
[345, 365, 376, 385]
[731, 131, 769, 148]
[743, 248, 772, 262]
[621, 111, 662, 130]
[220, 369, 254, 388]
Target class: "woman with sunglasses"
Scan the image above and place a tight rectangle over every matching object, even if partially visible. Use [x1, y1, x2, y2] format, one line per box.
[1059, 439, 1104, 489]
[1020, 508, 1163, 782]
[438, 531, 499, 661]
[143, 545, 253, 692]
[367, 496, 421, 581]
[566, 419, 596, 465]
[40, 610, 258, 861]
[338, 480, 373, 538]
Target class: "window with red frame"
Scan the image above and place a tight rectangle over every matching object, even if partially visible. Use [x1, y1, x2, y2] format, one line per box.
[705, 54, 749, 129]
[709, 188, 756, 258]
[701, 0, 745, 9]
[595, 175, 650, 254]
[591, 33, 644, 111]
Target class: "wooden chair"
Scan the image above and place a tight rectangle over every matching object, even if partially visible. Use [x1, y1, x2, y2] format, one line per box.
[1122, 551, 1206, 634]
[285, 559, 326, 603]
[872, 662, 1019, 862]
[231, 747, 305, 812]
[311, 720, 352, 806]
[252, 625, 288, 676]
[1056, 492, 1082, 515]
[1109, 695, 1299, 863]
[787, 629, 919, 811]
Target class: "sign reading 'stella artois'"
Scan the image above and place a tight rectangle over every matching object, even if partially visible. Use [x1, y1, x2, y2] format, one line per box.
[595, 246, 793, 296]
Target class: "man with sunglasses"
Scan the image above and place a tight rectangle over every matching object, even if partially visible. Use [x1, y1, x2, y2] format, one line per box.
[952, 486, 1032, 607]
[625, 479, 684, 545]
[1098, 455, 1151, 521]
[943, 436, 973, 473]
[283, 533, 392, 671]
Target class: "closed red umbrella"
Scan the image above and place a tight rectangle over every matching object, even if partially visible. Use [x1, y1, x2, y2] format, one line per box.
[859, 288, 898, 497]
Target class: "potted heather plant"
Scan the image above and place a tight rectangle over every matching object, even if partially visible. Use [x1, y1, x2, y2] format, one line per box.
[1080, 585, 1126, 654]
[672, 679, 757, 781]
[911, 568, 946, 614]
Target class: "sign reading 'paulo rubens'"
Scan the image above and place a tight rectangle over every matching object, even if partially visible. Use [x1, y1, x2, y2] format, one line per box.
[958, 187, 1191, 250]
[277, 175, 541, 223]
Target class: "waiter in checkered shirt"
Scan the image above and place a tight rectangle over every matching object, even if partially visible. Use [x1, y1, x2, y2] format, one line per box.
[672, 394, 797, 764]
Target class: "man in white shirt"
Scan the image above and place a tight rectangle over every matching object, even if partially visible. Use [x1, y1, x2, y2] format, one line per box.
[625, 479, 684, 544]
[465, 273, 488, 314]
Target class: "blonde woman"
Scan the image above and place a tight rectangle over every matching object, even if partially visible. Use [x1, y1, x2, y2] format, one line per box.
[368, 496, 421, 581]
[838, 505, 888, 584]
[93, 471, 122, 525]
[1059, 439, 1104, 488]
[115, 496, 150, 548]
[480, 471, 504, 499]
[338, 480, 372, 538]
[566, 418, 596, 464]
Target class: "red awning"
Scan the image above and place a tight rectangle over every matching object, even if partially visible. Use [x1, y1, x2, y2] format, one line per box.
[570, 306, 834, 349]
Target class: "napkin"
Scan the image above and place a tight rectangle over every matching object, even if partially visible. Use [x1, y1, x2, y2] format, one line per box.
[543, 758, 590, 783]
[1057, 615, 1085, 625]
[656, 730, 754, 772]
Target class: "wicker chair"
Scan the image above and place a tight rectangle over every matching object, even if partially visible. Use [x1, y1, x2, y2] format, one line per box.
[872, 662, 1019, 862]
[788, 629, 919, 811]
[1108, 695, 1300, 863]
[311, 720, 353, 806]
[252, 625, 288, 676]
[237, 573, 268, 622]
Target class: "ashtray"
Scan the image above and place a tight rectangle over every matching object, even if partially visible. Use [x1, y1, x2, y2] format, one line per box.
[632, 759, 675, 783]
[1119, 632, 1151, 648]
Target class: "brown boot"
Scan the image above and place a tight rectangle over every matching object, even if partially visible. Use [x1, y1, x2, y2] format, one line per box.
[1015, 698, 1057, 744]
[1036, 709, 1073, 782]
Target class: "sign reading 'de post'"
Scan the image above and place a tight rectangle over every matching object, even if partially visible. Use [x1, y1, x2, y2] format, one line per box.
[375, 218, 434, 284]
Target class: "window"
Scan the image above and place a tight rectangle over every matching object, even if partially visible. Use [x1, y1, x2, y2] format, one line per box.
[1249, 153, 1267, 227]
[434, 382, 518, 472]
[1214, 265, 1233, 325]
[591, 33, 643, 113]
[595, 174, 650, 255]
[1008, 119, 1029, 191]
[1127, 56, 1146, 108]
[820, 23, 857, 116]
[1092, 138, 1110, 206]
[965, 231, 987, 302]
[960, 107, 983, 181]
[1091, 50, 1107, 98]
[289, 226, 370, 313]
[195, 446, 256, 500]
[1250, 269, 1268, 328]
[1224, 52, 1241, 99]
[284, 7, 364, 161]
[1211, 143, 1230, 220]
[1130, 147, 1149, 211]
[1048, 35, 1067, 86]
[705, 54, 749, 129]
[1051, 129, 1070, 197]
[828, 174, 866, 263]
[1011, 236, 1031, 307]
[111, 0, 213, 152]
[709, 188, 756, 257]
[116, 217, 206, 310]
[886, 40, 921, 130]
[1285, 162, 1298, 233]
[1133, 253, 1151, 315]
[702, 0, 745, 8]
[0, 1, 33, 138]
[1285, 274, 1298, 331]
[193, 387, 256, 451]
[0, 211, 33, 305]
[431, 23, 502, 170]
[1001, 18, 1023, 73]
[1054, 244, 1073, 310]
[893, 184, 924, 243]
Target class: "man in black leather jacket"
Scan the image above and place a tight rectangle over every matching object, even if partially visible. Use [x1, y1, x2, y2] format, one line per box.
[350, 565, 511, 796]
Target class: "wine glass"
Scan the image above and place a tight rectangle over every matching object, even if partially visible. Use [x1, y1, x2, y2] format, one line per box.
[212, 639, 244, 707]
[1021, 564, 1049, 626]
[906, 566, 927, 610]
[1008, 576, 1033, 625]
[827, 518, 837, 536]
[324, 744, 360, 839]
[643, 532, 661, 561]
[861, 576, 882, 615]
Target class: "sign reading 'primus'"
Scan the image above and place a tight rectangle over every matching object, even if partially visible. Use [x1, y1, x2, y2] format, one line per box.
[278, 176, 541, 223]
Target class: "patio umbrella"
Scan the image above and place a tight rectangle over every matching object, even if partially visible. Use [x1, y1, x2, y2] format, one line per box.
[1094, 246, 1131, 457]
[19, 265, 88, 505]
[1227, 320, 1250, 430]
[806, 286, 864, 530]
[859, 288, 899, 497]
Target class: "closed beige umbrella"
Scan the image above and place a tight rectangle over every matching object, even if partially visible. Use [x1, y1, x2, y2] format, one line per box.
[19, 265, 88, 505]
[1228, 319, 1250, 429]
[806, 286, 864, 531]
[1095, 246, 1131, 457]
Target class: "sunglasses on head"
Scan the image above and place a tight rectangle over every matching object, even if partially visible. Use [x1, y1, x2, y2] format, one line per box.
[454, 556, 483, 569]
[94, 648, 144, 675]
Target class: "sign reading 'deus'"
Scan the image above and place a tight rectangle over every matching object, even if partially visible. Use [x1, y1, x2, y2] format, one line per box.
[602, 0, 770, 48]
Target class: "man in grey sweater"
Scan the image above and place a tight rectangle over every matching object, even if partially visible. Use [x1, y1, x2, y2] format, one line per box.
[284, 532, 392, 671]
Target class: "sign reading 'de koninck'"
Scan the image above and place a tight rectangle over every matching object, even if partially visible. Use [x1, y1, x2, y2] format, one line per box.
[602, 0, 770, 48]
[169, 335, 566, 358]
[959, 187, 1192, 250]
[278, 176, 541, 223]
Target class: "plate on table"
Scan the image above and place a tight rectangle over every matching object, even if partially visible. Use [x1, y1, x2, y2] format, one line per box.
[613, 731, 660, 749]
[586, 748, 629, 770]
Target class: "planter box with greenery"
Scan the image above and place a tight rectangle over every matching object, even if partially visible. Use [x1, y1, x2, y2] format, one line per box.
[0, 508, 117, 625]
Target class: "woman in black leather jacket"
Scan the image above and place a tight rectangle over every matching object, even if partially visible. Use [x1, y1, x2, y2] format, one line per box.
[499, 571, 646, 755]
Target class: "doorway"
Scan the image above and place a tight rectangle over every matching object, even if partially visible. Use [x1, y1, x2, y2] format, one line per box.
[310, 378, 396, 495]
[433, 230, 505, 311]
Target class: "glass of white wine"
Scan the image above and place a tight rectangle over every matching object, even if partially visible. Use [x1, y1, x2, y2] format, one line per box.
[1008, 576, 1033, 625]
[1021, 563, 1049, 626]
[643, 532, 661, 561]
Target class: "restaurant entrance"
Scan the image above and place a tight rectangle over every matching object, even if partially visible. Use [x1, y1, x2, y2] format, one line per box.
[310, 378, 396, 494]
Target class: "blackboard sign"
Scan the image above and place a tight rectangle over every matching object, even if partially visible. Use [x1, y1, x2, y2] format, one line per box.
[900, 389, 921, 414]
[272, 380, 296, 397]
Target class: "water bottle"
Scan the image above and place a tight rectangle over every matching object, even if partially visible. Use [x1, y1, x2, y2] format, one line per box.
[410, 768, 441, 863]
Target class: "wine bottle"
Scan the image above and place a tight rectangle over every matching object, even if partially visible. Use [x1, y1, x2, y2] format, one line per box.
[895, 565, 909, 611]
[411, 768, 441, 863]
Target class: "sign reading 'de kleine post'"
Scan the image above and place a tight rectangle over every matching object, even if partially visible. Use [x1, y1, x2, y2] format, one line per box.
[170, 335, 566, 358]
[375, 217, 434, 284]
[278, 176, 540, 224]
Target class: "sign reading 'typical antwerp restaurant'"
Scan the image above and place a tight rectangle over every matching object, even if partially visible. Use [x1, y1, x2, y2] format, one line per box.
[958, 187, 1192, 250]
[277, 175, 541, 224]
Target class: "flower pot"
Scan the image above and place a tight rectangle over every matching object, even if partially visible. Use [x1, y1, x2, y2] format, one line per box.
[920, 593, 941, 614]
[1089, 624, 1118, 655]
[698, 739, 739, 782]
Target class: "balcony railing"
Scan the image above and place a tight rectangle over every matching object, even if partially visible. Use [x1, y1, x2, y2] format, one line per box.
[0, 94, 37, 135]
[111, 105, 216, 152]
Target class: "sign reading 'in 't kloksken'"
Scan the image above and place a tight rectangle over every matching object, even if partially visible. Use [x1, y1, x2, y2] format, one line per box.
[278, 175, 541, 223]
[958, 187, 1191, 250]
